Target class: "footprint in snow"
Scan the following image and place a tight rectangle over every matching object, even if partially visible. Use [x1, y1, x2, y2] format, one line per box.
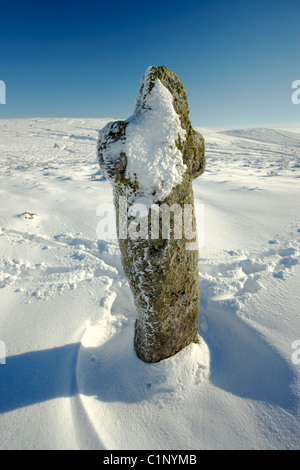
[199, 241, 300, 302]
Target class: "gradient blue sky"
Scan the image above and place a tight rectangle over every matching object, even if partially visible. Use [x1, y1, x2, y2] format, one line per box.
[0, 0, 299, 127]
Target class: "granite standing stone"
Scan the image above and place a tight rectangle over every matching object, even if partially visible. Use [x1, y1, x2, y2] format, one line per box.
[97, 66, 205, 363]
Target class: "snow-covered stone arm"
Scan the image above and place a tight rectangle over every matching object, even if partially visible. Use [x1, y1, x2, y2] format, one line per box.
[97, 121, 128, 182]
[97, 66, 205, 203]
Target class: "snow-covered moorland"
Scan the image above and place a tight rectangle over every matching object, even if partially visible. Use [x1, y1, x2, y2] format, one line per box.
[0, 118, 299, 449]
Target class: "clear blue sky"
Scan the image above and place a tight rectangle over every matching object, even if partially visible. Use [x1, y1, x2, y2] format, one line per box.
[0, 0, 299, 127]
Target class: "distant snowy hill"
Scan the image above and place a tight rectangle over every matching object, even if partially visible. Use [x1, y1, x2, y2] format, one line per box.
[218, 127, 300, 148]
[0, 118, 299, 450]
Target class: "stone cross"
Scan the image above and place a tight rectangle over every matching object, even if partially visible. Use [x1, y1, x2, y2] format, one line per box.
[97, 66, 205, 363]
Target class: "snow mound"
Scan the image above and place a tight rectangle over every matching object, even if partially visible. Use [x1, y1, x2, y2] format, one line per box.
[76, 310, 210, 450]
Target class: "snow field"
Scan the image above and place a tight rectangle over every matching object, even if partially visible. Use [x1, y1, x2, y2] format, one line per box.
[0, 118, 299, 449]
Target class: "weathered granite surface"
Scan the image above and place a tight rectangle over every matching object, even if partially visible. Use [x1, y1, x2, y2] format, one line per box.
[97, 66, 205, 362]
